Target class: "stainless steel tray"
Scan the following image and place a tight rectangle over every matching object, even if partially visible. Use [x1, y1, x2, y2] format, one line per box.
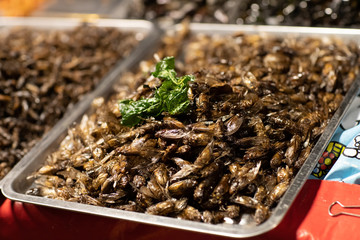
[0, 16, 155, 32]
[2, 23, 360, 238]
[0, 17, 161, 187]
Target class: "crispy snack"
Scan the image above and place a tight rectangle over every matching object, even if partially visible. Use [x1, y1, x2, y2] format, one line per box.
[28, 26, 360, 224]
[0, 25, 139, 179]
[127, 0, 360, 27]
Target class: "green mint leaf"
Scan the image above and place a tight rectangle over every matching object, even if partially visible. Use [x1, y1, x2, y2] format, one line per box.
[165, 84, 189, 115]
[152, 56, 177, 84]
[119, 98, 162, 127]
[152, 56, 175, 76]
[119, 57, 194, 127]
[119, 100, 142, 126]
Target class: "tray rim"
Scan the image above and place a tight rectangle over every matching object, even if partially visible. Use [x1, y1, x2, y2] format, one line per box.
[0, 16, 154, 31]
[2, 22, 360, 238]
[186, 22, 360, 35]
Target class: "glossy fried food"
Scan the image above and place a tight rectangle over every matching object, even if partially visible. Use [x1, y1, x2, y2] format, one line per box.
[28, 26, 360, 224]
[0, 25, 140, 179]
[128, 0, 360, 28]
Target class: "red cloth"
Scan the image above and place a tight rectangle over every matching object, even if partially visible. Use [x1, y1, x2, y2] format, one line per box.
[1, 180, 360, 240]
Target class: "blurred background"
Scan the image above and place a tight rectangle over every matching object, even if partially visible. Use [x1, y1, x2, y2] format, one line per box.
[0, 0, 359, 28]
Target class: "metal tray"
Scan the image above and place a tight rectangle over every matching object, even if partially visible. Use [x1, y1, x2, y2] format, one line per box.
[0, 17, 161, 187]
[2, 23, 360, 238]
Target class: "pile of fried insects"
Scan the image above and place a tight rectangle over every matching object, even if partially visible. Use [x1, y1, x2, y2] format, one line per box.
[0, 25, 139, 180]
[28, 27, 360, 224]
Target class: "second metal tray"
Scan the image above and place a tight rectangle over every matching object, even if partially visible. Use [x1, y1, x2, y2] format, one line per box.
[0, 17, 161, 187]
[2, 23, 360, 238]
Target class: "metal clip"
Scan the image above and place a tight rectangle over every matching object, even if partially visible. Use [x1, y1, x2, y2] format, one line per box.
[328, 201, 360, 218]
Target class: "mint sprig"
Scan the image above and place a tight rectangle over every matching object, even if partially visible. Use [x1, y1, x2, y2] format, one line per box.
[119, 56, 194, 127]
